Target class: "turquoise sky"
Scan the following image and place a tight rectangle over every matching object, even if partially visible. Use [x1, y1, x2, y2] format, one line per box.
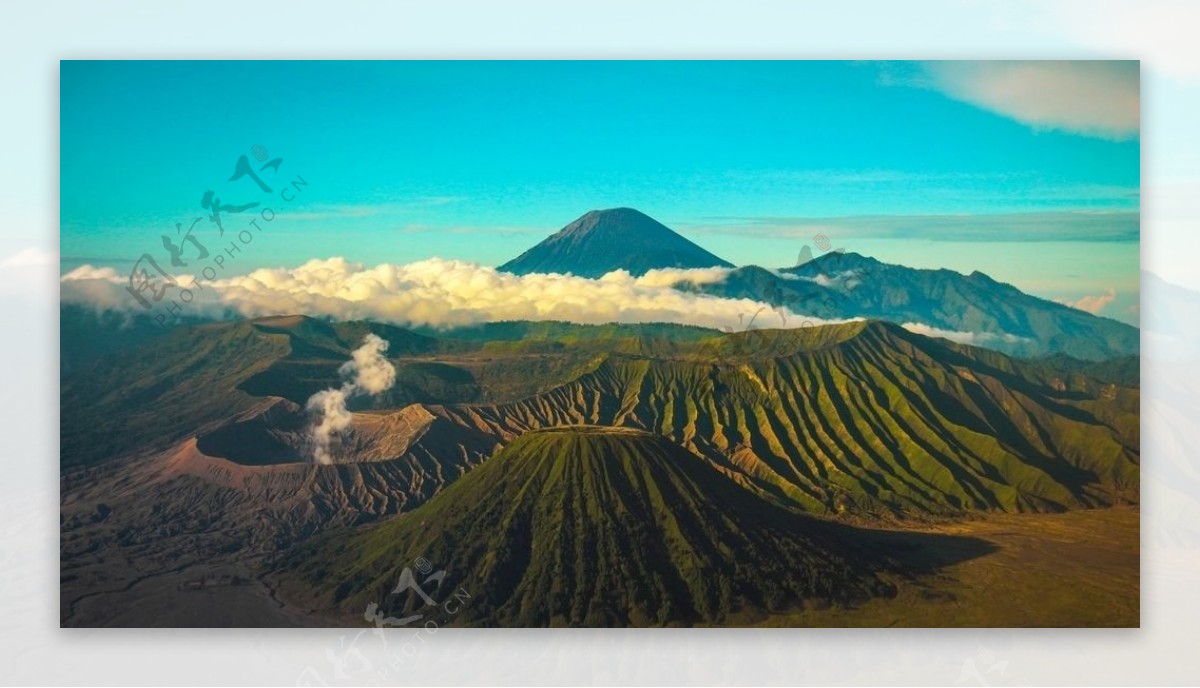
[60, 60, 1140, 324]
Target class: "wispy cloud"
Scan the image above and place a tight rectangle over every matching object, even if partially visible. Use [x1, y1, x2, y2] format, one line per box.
[679, 210, 1139, 243]
[886, 61, 1139, 140]
[1067, 286, 1118, 315]
[285, 197, 468, 222]
[279, 197, 548, 238]
[901, 322, 1032, 346]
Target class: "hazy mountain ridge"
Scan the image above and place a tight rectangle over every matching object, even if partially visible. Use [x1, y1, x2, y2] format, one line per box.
[491, 208, 1138, 360]
[686, 251, 1139, 360]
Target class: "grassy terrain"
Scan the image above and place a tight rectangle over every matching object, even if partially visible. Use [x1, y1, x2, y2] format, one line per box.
[60, 313, 1141, 629]
[426, 320, 1140, 516]
[63, 315, 1140, 520]
[749, 507, 1139, 627]
[271, 489, 1137, 628]
[272, 427, 905, 627]
[67, 503, 1137, 628]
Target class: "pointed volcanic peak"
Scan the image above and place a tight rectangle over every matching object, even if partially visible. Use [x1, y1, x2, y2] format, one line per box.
[274, 426, 896, 627]
[498, 207, 734, 278]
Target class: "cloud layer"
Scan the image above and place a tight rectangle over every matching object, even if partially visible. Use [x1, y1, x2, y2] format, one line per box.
[60, 257, 854, 333]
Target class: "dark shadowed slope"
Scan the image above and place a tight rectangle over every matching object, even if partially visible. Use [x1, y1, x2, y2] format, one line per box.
[498, 208, 733, 277]
[274, 426, 905, 627]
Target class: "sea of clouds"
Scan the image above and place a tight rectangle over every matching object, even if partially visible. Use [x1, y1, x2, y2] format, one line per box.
[60, 258, 859, 333]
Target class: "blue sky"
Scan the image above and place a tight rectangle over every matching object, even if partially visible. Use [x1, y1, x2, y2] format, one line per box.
[59, 60, 1140, 323]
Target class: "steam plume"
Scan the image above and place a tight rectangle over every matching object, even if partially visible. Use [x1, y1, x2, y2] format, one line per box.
[305, 334, 396, 464]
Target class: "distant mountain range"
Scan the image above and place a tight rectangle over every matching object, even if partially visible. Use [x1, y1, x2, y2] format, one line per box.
[499, 208, 1139, 360]
[707, 251, 1138, 360]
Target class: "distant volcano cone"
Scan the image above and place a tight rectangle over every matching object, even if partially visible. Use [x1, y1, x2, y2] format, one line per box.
[498, 208, 733, 278]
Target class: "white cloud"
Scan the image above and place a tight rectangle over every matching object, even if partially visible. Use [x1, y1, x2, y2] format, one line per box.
[630, 266, 733, 288]
[792, 270, 862, 289]
[901, 322, 1031, 346]
[1069, 286, 1118, 314]
[918, 61, 1139, 140]
[60, 258, 854, 333]
[1023, 2, 1200, 83]
[58, 265, 136, 311]
[62, 265, 122, 281]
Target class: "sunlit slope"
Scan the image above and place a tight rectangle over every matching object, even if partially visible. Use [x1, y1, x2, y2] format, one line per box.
[430, 321, 1139, 515]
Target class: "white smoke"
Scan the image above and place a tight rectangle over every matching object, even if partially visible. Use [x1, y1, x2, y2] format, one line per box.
[305, 388, 353, 465]
[305, 333, 396, 465]
[339, 333, 397, 394]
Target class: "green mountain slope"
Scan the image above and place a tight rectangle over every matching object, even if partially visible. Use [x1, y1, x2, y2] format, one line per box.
[425, 321, 1138, 515]
[274, 426, 897, 626]
[1027, 353, 1139, 388]
[63, 314, 1138, 519]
